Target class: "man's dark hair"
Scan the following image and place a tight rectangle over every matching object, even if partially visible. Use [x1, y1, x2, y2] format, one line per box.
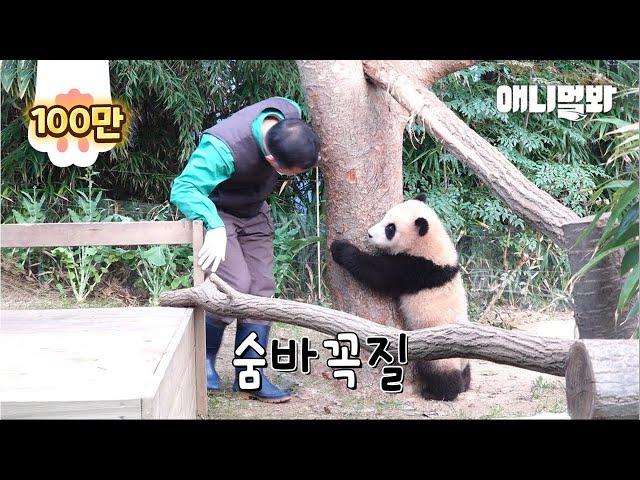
[265, 118, 320, 170]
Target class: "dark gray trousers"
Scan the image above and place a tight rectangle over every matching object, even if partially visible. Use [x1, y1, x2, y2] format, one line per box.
[205, 202, 275, 327]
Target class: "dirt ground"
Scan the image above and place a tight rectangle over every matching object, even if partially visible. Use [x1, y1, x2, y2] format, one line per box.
[1, 264, 573, 419]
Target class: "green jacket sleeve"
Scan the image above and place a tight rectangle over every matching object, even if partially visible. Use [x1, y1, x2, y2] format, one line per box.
[169, 134, 235, 231]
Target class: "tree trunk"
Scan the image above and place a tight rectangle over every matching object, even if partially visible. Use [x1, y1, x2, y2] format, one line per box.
[296, 60, 406, 328]
[159, 276, 572, 376]
[563, 215, 638, 339]
[565, 340, 639, 419]
[295, 60, 480, 328]
[362, 60, 579, 246]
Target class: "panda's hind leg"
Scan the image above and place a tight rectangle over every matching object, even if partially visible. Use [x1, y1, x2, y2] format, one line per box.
[414, 359, 466, 401]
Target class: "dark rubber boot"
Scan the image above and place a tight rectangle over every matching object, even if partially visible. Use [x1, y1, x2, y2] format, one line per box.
[232, 322, 291, 403]
[205, 316, 227, 392]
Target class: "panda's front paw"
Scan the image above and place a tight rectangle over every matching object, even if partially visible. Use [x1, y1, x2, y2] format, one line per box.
[330, 240, 358, 266]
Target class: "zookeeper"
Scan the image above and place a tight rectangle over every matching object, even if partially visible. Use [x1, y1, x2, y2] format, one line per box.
[170, 97, 320, 403]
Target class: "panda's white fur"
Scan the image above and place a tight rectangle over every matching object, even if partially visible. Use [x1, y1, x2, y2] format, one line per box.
[331, 195, 471, 401]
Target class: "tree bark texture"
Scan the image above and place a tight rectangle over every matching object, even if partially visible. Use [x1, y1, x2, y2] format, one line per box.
[159, 275, 573, 377]
[565, 339, 639, 419]
[563, 215, 638, 339]
[362, 60, 579, 246]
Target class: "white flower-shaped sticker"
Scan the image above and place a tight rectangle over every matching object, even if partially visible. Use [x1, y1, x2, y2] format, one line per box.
[28, 60, 124, 167]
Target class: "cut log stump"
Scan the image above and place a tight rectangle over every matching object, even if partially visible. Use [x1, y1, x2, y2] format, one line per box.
[565, 339, 639, 419]
[563, 215, 638, 339]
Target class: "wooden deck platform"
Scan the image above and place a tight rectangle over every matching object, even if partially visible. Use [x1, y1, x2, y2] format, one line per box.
[0, 307, 197, 419]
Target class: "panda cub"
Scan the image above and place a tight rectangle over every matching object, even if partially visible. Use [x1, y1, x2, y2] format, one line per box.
[330, 194, 471, 401]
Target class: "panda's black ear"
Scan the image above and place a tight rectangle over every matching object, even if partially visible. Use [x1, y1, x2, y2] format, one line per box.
[415, 217, 429, 236]
[413, 193, 427, 203]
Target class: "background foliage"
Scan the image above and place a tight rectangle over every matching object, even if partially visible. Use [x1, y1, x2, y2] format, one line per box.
[1, 60, 638, 315]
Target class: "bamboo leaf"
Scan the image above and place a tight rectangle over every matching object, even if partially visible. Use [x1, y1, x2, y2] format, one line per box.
[608, 122, 639, 136]
[601, 201, 639, 247]
[621, 247, 638, 276]
[599, 183, 639, 245]
[594, 116, 630, 129]
[16, 60, 33, 99]
[599, 226, 639, 256]
[1, 59, 17, 92]
[625, 301, 639, 325]
[570, 238, 638, 283]
[617, 267, 639, 312]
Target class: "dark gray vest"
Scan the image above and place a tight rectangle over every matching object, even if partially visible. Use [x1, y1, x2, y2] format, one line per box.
[203, 97, 301, 218]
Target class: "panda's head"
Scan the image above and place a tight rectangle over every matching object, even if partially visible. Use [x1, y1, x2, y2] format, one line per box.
[367, 194, 458, 265]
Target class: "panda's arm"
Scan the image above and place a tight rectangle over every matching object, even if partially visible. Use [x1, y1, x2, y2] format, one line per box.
[330, 240, 405, 295]
[330, 240, 459, 296]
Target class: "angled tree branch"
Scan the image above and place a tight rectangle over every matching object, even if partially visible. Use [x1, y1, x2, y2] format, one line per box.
[160, 274, 572, 376]
[362, 60, 579, 245]
[419, 60, 478, 85]
[373, 60, 478, 87]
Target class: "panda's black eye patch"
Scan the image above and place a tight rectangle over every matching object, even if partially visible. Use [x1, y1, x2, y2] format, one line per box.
[385, 223, 396, 240]
[415, 217, 429, 236]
